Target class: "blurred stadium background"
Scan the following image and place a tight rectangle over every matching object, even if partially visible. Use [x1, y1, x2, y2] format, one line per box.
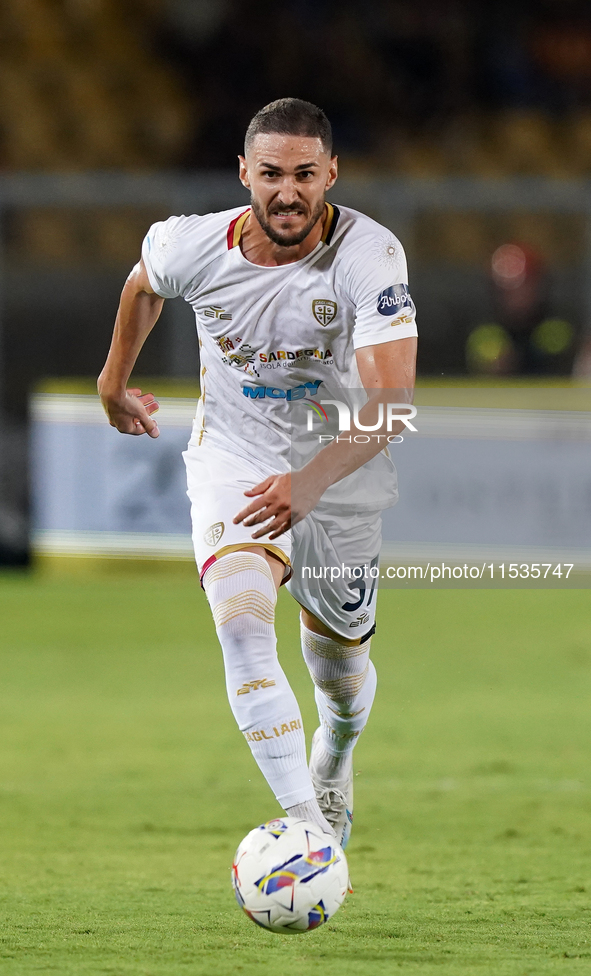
[0, 0, 591, 567]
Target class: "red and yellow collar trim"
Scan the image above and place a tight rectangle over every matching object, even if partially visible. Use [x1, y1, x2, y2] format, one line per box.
[226, 203, 340, 250]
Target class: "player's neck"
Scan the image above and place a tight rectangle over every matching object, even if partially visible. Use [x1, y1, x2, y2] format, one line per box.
[240, 209, 324, 267]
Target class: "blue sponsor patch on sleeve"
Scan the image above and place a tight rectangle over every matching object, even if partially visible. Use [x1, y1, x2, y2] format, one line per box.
[376, 284, 414, 316]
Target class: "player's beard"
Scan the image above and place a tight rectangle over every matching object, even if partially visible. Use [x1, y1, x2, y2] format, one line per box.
[251, 196, 326, 248]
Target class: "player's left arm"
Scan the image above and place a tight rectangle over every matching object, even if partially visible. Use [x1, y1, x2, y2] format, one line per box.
[234, 336, 417, 539]
[294, 335, 417, 492]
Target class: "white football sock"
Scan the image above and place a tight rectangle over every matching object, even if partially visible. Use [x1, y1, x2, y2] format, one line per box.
[284, 800, 335, 835]
[301, 619, 377, 762]
[203, 551, 318, 810]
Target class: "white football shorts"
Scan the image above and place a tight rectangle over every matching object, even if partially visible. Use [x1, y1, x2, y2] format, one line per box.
[183, 430, 382, 641]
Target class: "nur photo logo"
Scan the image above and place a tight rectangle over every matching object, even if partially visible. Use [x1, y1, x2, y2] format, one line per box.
[305, 399, 418, 444]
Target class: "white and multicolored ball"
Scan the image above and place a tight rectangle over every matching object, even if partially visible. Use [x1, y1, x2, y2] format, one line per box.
[231, 817, 349, 934]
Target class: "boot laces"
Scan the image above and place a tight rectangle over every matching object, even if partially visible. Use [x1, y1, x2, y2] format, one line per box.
[315, 786, 349, 821]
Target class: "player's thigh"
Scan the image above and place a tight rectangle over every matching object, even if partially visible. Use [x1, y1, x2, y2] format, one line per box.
[287, 508, 382, 641]
[183, 442, 292, 582]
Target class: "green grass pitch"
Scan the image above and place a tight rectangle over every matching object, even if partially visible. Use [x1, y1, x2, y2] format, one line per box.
[0, 572, 590, 975]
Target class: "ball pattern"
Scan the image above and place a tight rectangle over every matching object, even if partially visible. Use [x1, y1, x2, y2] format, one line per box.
[232, 817, 349, 933]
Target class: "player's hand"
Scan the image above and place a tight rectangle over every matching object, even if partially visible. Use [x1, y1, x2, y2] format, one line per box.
[99, 387, 160, 437]
[233, 471, 321, 540]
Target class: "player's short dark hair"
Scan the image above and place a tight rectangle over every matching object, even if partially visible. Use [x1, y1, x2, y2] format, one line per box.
[245, 98, 333, 155]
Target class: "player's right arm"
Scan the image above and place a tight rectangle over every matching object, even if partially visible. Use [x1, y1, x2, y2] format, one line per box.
[97, 258, 163, 437]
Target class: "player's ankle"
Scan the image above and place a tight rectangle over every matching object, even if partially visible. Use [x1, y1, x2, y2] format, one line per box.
[285, 799, 335, 837]
[315, 737, 353, 776]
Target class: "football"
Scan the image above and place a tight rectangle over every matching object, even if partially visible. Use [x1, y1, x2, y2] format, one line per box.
[231, 817, 349, 933]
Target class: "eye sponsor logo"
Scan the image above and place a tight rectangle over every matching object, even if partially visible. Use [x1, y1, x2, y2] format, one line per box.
[242, 380, 323, 401]
[205, 305, 232, 320]
[390, 314, 414, 327]
[237, 678, 276, 695]
[376, 283, 414, 316]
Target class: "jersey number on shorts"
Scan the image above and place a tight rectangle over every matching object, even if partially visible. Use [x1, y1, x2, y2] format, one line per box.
[341, 555, 379, 612]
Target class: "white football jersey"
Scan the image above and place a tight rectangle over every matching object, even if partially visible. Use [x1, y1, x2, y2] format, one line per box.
[142, 203, 417, 508]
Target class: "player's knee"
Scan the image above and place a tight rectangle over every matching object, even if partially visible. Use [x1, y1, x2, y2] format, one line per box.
[212, 587, 275, 637]
[300, 608, 362, 646]
[203, 550, 277, 636]
[300, 620, 374, 704]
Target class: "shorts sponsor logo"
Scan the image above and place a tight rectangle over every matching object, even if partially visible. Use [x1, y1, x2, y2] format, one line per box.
[205, 305, 232, 320]
[349, 611, 370, 628]
[204, 521, 224, 546]
[237, 678, 276, 695]
[312, 299, 337, 326]
[242, 380, 323, 401]
[377, 283, 414, 316]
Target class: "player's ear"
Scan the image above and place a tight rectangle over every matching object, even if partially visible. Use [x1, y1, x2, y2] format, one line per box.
[238, 155, 250, 189]
[325, 155, 338, 191]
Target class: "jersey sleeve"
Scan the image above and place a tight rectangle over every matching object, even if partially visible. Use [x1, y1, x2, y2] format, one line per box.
[345, 231, 418, 349]
[141, 215, 189, 299]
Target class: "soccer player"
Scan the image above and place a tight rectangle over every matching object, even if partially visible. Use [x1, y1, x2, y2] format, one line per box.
[98, 98, 417, 849]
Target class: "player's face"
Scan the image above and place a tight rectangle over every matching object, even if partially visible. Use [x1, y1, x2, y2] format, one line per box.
[239, 134, 338, 248]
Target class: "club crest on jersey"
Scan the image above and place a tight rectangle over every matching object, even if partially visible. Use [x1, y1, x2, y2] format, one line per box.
[312, 299, 337, 327]
[204, 522, 224, 546]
